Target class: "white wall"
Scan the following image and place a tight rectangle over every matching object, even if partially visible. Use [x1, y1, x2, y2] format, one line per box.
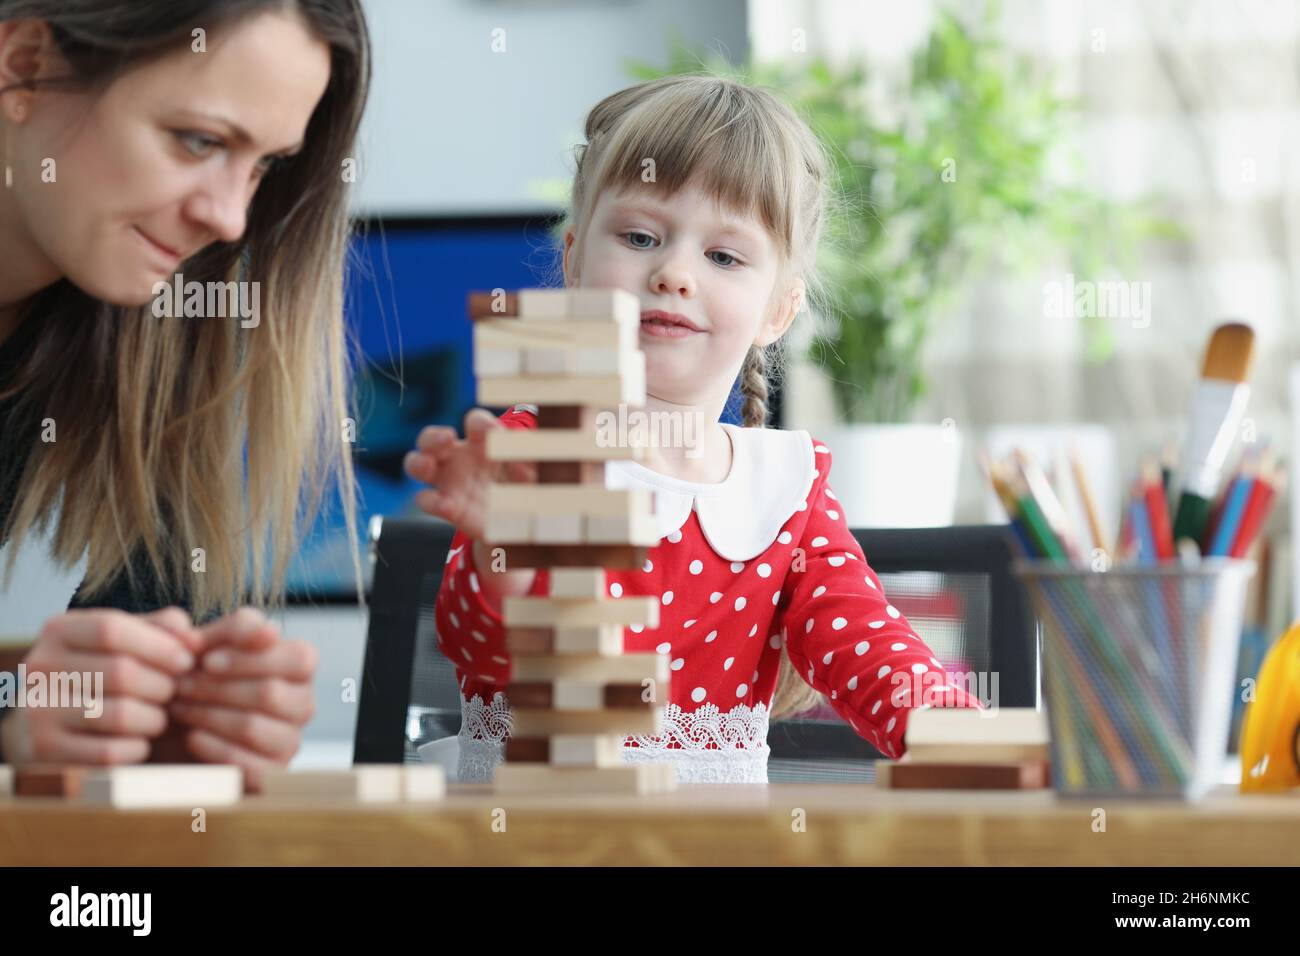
[354, 0, 748, 215]
[0, 527, 85, 642]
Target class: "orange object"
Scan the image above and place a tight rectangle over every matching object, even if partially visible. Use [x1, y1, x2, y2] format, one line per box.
[1240, 620, 1300, 793]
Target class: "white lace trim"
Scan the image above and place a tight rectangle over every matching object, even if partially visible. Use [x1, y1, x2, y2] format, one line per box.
[449, 693, 770, 784]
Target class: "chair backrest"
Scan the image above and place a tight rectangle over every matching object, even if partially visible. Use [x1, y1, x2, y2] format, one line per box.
[353, 516, 457, 764]
[353, 519, 1039, 775]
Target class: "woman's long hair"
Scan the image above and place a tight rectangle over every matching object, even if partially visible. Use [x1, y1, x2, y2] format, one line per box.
[0, 0, 370, 618]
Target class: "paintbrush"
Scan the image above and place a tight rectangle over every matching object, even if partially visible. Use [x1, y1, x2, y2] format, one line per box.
[1171, 322, 1256, 545]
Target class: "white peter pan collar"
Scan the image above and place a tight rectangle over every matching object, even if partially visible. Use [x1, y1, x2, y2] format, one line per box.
[604, 424, 817, 562]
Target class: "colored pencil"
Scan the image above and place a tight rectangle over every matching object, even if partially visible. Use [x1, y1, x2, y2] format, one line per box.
[1142, 459, 1175, 560]
[1230, 460, 1281, 559]
[1130, 494, 1157, 565]
[1010, 471, 1067, 560]
[1208, 461, 1255, 557]
[1070, 448, 1111, 556]
[1014, 451, 1080, 561]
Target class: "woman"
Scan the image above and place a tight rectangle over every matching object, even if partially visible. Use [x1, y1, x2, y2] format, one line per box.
[0, 0, 369, 787]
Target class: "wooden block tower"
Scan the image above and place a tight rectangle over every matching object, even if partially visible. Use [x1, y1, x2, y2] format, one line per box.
[468, 288, 677, 795]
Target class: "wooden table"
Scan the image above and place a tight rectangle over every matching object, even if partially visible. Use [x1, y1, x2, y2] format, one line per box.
[3, 782, 1299, 865]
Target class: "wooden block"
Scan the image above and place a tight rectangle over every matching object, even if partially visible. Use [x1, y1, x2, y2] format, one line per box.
[512, 707, 662, 737]
[83, 766, 243, 808]
[585, 513, 660, 546]
[554, 627, 626, 655]
[575, 348, 623, 375]
[551, 734, 626, 768]
[538, 461, 607, 484]
[601, 684, 650, 708]
[512, 346, 639, 380]
[402, 765, 447, 801]
[488, 485, 650, 519]
[548, 567, 606, 599]
[474, 319, 632, 351]
[487, 544, 648, 569]
[494, 760, 675, 795]
[504, 627, 557, 655]
[0, 765, 12, 796]
[565, 288, 640, 324]
[512, 651, 667, 683]
[504, 735, 626, 768]
[904, 707, 1049, 764]
[468, 290, 520, 318]
[506, 681, 651, 710]
[533, 513, 584, 543]
[262, 766, 404, 802]
[484, 511, 533, 543]
[523, 347, 572, 375]
[516, 289, 573, 319]
[477, 355, 645, 407]
[876, 760, 1050, 790]
[505, 626, 626, 656]
[473, 347, 523, 377]
[504, 595, 659, 629]
[15, 766, 87, 797]
[506, 681, 572, 709]
[486, 428, 646, 462]
[471, 289, 640, 326]
[504, 736, 551, 762]
[536, 405, 599, 430]
[906, 743, 1050, 764]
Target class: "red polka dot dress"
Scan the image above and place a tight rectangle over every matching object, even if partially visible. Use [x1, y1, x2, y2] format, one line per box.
[430, 405, 982, 783]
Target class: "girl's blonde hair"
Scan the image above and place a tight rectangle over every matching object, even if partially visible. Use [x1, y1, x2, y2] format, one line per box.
[564, 74, 834, 721]
[0, 0, 371, 619]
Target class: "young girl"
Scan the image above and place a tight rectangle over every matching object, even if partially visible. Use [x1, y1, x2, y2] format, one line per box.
[405, 75, 982, 784]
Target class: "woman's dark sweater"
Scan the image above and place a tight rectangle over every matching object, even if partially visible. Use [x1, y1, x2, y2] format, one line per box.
[0, 317, 184, 616]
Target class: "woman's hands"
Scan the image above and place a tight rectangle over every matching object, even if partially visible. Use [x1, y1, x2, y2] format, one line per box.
[1, 606, 318, 792]
[0, 608, 199, 766]
[163, 607, 317, 791]
[403, 408, 536, 541]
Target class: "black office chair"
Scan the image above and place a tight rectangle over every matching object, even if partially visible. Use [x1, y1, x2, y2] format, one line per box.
[354, 518, 1039, 783]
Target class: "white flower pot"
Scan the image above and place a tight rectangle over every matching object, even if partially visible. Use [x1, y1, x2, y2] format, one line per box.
[816, 424, 962, 528]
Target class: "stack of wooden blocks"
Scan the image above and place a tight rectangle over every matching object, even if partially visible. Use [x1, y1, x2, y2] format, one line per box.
[470, 287, 676, 795]
[877, 707, 1051, 790]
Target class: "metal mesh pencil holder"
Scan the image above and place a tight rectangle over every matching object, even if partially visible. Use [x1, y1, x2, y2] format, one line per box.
[1016, 559, 1254, 800]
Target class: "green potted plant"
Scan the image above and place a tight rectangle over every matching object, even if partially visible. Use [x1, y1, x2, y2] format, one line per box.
[630, 6, 1174, 526]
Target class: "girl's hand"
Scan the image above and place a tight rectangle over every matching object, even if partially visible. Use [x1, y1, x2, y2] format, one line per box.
[403, 408, 536, 541]
[163, 607, 318, 792]
[0, 608, 200, 767]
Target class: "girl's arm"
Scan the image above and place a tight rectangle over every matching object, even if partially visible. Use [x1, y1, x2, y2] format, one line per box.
[434, 530, 549, 697]
[775, 444, 983, 759]
[408, 405, 543, 698]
